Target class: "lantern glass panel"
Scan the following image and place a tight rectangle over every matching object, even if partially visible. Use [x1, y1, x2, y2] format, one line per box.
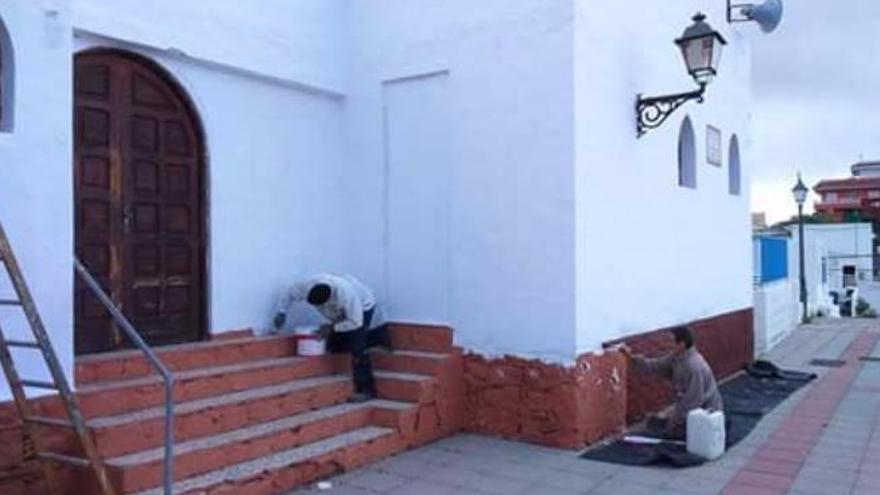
[680, 36, 721, 84]
[792, 182, 808, 204]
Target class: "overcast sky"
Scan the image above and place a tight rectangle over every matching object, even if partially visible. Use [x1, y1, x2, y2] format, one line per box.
[750, 0, 880, 223]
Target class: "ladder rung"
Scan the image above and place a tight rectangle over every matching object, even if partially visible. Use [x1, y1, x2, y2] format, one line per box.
[6, 339, 41, 349]
[19, 379, 58, 390]
[0, 299, 22, 306]
[37, 451, 91, 467]
[25, 416, 75, 428]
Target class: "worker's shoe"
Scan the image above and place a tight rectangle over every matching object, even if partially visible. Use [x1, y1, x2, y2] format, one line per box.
[347, 392, 375, 403]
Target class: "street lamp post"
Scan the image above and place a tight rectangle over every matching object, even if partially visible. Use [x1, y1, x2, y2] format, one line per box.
[792, 174, 809, 323]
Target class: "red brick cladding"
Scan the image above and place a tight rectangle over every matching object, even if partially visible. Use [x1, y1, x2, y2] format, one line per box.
[0, 309, 753, 485]
[462, 350, 627, 449]
[608, 308, 754, 423]
[0, 397, 77, 495]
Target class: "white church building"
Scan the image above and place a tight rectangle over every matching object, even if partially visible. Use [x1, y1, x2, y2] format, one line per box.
[0, 1, 761, 493]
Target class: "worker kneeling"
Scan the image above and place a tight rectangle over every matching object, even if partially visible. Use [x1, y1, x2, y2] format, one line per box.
[273, 274, 390, 404]
[620, 326, 725, 445]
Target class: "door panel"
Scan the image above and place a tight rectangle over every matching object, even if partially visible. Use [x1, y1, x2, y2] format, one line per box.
[383, 73, 451, 323]
[74, 52, 204, 354]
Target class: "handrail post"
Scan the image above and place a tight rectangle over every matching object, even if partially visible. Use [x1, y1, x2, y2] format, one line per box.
[163, 374, 174, 494]
[73, 258, 175, 495]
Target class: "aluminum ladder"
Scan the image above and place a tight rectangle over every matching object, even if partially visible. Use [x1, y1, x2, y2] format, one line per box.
[0, 221, 116, 495]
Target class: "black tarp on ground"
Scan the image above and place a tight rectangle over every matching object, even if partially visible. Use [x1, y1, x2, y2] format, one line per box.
[579, 361, 817, 468]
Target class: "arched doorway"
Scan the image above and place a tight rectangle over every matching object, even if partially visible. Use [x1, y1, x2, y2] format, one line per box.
[74, 50, 206, 354]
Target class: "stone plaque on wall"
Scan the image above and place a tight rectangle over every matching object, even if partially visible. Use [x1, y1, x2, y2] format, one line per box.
[707, 125, 722, 166]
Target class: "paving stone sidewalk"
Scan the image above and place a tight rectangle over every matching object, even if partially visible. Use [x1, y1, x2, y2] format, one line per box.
[294, 318, 880, 495]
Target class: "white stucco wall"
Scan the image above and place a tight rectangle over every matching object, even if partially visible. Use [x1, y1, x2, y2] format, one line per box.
[753, 279, 798, 355]
[573, 1, 753, 353]
[0, 0, 73, 401]
[72, 0, 348, 93]
[788, 223, 874, 313]
[0, 1, 761, 400]
[787, 231, 828, 317]
[346, 0, 577, 362]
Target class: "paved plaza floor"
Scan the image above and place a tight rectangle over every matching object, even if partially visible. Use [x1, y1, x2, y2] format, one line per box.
[294, 318, 880, 495]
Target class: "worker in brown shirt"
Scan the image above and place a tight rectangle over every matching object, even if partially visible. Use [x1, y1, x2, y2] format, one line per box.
[620, 326, 723, 440]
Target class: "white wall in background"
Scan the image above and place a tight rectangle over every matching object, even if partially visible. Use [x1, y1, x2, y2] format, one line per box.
[73, 0, 348, 92]
[0, 1, 757, 387]
[347, 0, 577, 362]
[754, 279, 799, 355]
[573, 0, 753, 352]
[788, 222, 874, 314]
[383, 73, 452, 323]
[0, 0, 73, 401]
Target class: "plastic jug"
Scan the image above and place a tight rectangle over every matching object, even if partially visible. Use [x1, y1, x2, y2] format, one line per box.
[686, 408, 726, 460]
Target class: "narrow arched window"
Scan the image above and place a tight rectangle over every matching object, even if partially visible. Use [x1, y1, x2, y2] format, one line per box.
[0, 16, 14, 132]
[729, 134, 742, 196]
[678, 116, 696, 188]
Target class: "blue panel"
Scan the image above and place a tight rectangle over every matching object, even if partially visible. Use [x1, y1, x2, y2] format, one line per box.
[759, 237, 788, 283]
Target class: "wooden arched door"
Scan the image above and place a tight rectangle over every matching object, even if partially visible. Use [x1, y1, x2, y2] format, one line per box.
[74, 51, 205, 354]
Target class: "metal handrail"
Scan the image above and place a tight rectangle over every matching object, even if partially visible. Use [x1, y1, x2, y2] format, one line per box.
[73, 258, 175, 495]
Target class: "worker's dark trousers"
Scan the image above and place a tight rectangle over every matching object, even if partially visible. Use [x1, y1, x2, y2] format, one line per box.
[327, 308, 386, 396]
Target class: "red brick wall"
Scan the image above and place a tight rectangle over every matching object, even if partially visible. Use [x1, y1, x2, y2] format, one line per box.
[460, 308, 752, 449]
[0, 402, 43, 495]
[0, 309, 753, 480]
[0, 396, 79, 495]
[609, 308, 754, 423]
[573, 351, 628, 445]
[462, 351, 627, 449]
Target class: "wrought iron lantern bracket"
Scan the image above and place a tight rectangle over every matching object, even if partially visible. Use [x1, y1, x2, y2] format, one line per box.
[636, 84, 706, 138]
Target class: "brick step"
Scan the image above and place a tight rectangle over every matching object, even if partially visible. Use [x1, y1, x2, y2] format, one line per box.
[75, 356, 339, 418]
[388, 324, 453, 353]
[106, 400, 414, 494]
[129, 426, 401, 495]
[75, 334, 298, 385]
[372, 349, 450, 376]
[83, 370, 434, 458]
[88, 375, 352, 457]
[374, 371, 436, 404]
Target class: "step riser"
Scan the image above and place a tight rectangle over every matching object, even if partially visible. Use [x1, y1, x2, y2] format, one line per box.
[78, 359, 336, 418]
[75, 336, 297, 385]
[110, 408, 375, 493]
[372, 406, 450, 447]
[376, 377, 435, 404]
[176, 432, 404, 495]
[77, 324, 453, 385]
[389, 324, 453, 353]
[93, 381, 352, 457]
[372, 353, 444, 376]
[332, 360, 438, 404]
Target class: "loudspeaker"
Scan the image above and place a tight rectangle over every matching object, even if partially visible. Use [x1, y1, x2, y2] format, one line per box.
[744, 0, 784, 33]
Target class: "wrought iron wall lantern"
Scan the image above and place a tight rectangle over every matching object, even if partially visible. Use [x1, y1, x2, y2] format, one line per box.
[636, 13, 727, 137]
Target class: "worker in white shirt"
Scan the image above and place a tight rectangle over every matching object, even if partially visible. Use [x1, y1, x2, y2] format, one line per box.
[273, 274, 389, 403]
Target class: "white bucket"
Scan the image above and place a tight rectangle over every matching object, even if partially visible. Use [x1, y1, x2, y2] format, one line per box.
[297, 335, 326, 356]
